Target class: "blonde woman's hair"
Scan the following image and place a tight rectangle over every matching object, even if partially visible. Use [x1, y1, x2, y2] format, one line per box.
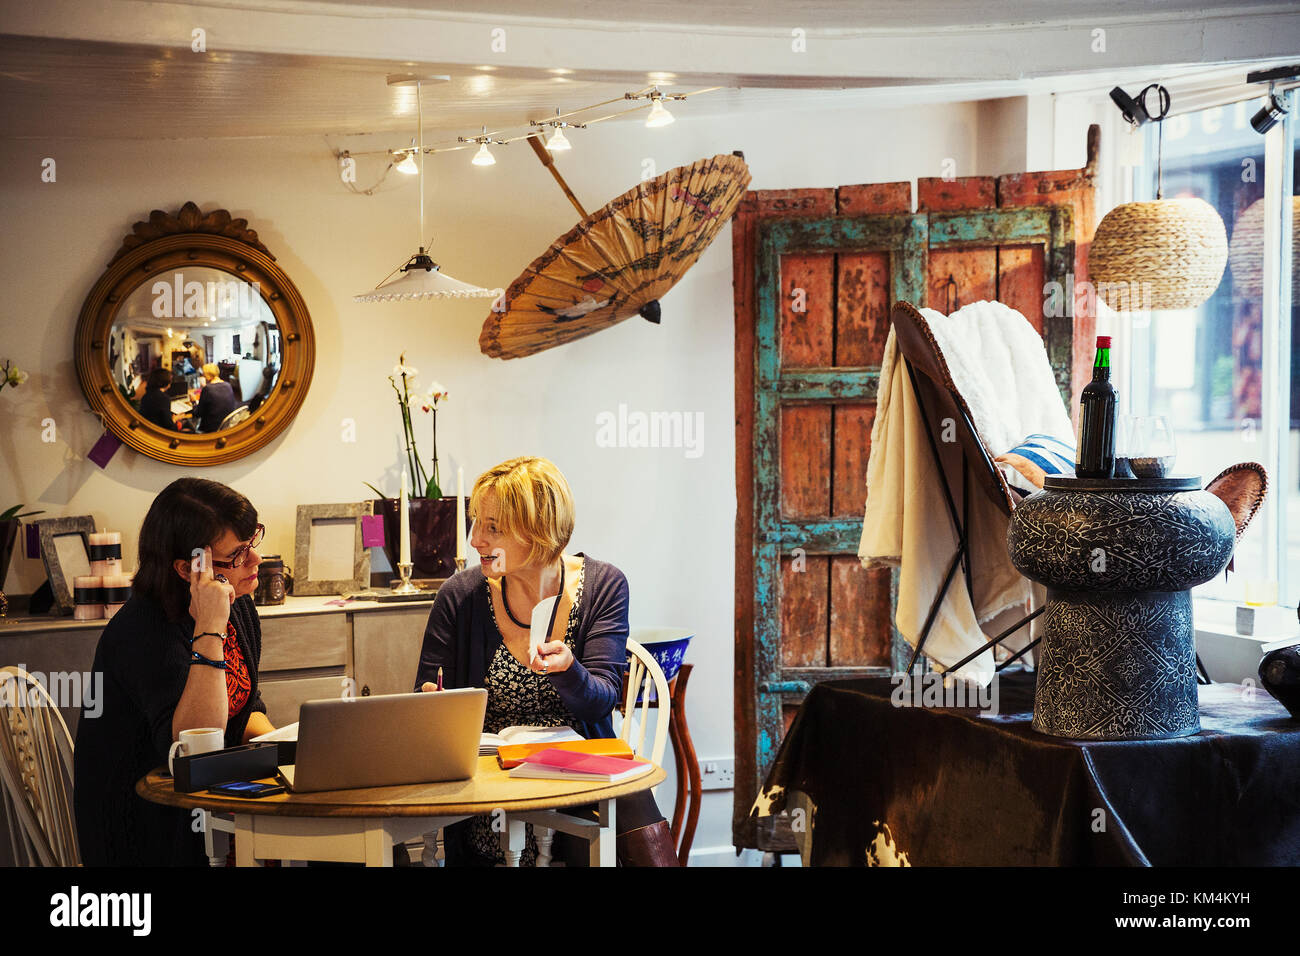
[470, 456, 575, 567]
[201, 363, 220, 381]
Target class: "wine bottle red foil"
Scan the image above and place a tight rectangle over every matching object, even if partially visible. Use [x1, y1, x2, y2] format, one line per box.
[1076, 335, 1118, 479]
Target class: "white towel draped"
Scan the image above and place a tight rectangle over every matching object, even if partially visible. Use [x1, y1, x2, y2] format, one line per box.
[858, 301, 1072, 683]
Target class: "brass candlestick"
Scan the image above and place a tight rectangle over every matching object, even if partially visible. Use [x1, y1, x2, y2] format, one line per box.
[455, 556, 466, 572]
[391, 561, 420, 595]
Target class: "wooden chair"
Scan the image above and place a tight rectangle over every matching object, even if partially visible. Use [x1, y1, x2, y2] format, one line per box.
[0, 667, 80, 866]
[529, 639, 671, 867]
[617, 638, 672, 770]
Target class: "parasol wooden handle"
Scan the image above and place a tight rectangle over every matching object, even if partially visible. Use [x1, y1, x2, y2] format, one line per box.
[527, 134, 588, 219]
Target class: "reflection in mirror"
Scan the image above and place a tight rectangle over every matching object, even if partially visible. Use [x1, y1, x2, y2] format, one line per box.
[108, 266, 282, 434]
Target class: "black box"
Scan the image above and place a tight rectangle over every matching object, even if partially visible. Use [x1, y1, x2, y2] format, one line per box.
[172, 742, 281, 793]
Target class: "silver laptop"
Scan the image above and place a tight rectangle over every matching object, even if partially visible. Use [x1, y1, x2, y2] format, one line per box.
[278, 688, 487, 793]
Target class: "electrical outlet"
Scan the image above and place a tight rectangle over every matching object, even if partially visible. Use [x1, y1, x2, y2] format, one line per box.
[699, 757, 734, 791]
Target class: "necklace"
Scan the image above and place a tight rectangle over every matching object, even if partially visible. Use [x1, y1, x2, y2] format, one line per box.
[500, 559, 564, 629]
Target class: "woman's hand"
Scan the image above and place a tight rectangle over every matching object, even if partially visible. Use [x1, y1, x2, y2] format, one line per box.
[531, 641, 574, 675]
[189, 546, 235, 633]
[419, 682, 437, 692]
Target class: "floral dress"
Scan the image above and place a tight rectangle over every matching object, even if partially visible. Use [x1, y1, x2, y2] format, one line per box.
[463, 562, 585, 865]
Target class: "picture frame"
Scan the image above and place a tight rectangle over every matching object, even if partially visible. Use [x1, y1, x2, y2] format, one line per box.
[293, 503, 371, 596]
[35, 516, 97, 615]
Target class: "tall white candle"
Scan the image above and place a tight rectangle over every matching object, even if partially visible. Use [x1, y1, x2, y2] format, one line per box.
[456, 467, 466, 563]
[399, 470, 411, 567]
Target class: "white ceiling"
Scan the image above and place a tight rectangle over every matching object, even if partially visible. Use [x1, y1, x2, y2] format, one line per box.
[2, 33, 1276, 144]
[280, 0, 1287, 31]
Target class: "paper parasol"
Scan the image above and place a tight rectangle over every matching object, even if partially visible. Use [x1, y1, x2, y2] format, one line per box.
[479, 151, 751, 359]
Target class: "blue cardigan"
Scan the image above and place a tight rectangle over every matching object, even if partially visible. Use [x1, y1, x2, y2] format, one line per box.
[414, 553, 629, 739]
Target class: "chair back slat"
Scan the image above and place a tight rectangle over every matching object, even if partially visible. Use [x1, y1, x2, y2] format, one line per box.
[0, 667, 80, 866]
[618, 639, 671, 768]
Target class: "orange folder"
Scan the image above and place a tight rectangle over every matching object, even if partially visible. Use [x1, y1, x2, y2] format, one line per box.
[496, 738, 634, 769]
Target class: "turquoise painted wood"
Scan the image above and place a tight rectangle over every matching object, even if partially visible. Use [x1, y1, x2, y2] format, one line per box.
[751, 214, 927, 774]
[929, 205, 1076, 400]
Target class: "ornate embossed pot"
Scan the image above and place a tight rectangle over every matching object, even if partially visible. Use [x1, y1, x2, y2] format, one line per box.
[1008, 476, 1234, 740]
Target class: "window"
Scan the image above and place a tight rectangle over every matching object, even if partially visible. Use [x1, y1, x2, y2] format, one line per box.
[1123, 91, 1297, 607]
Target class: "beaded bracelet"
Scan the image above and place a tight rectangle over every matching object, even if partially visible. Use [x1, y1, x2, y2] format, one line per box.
[190, 649, 227, 670]
[189, 630, 224, 649]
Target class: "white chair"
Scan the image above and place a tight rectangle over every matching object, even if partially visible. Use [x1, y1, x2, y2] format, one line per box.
[217, 404, 250, 430]
[0, 667, 80, 866]
[529, 638, 670, 867]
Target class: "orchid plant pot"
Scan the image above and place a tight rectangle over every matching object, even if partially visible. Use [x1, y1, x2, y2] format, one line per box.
[373, 497, 469, 582]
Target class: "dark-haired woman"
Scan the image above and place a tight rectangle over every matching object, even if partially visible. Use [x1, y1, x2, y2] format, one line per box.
[74, 477, 273, 866]
[138, 367, 177, 431]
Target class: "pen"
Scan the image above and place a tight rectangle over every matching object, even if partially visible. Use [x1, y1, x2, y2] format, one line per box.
[436, 666, 443, 692]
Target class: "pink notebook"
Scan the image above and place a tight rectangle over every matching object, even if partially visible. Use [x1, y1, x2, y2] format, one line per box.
[511, 748, 652, 782]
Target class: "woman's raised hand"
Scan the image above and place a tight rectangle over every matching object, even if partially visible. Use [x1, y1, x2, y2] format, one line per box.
[189, 546, 235, 633]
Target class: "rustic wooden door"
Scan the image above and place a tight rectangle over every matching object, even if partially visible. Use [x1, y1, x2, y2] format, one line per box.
[733, 130, 1098, 854]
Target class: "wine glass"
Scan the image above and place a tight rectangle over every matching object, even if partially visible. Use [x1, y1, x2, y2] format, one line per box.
[1128, 415, 1177, 478]
[1113, 414, 1137, 478]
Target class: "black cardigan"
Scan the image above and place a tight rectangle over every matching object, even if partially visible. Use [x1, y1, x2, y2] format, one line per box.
[414, 554, 629, 740]
[73, 592, 267, 866]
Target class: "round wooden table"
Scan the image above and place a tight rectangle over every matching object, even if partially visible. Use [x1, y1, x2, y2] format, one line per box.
[138, 756, 665, 866]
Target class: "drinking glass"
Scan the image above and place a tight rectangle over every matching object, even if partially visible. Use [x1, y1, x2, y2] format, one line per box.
[1129, 416, 1177, 477]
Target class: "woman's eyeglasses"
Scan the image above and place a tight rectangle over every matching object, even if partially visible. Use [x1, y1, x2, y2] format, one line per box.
[211, 524, 265, 569]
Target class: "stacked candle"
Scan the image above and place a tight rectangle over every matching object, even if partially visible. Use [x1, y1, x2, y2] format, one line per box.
[88, 531, 123, 578]
[102, 572, 133, 619]
[74, 575, 104, 620]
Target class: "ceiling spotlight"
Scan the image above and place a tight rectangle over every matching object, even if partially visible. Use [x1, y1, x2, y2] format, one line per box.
[646, 97, 675, 128]
[1108, 85, 1168, 128]
[545, 126, 571, 151]
[458, 126, 503, 167]
[394, 149, 418, 174]
[1251, 87, 1289, 135]
[531, 108, 584, 153]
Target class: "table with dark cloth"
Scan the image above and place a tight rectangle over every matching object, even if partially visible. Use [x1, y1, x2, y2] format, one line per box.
[754, 671, 1300, 866]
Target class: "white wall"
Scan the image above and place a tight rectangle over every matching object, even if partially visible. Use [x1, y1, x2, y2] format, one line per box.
[1, 97, 993, 860]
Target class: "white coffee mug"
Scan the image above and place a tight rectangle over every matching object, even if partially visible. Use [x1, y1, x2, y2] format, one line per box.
[168, 727, 224, 773]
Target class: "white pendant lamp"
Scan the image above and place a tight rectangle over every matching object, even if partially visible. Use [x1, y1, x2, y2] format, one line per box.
[1091, 84, 1227, 312]
[355, 78, 500, 303]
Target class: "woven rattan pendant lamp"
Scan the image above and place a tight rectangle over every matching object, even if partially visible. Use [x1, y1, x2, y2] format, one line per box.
[1091, 84, 1228, 312]
[1228, 195, 1300, 306]
[354, 76, 500, 303]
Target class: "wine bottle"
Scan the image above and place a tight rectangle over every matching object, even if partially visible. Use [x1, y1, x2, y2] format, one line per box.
[1076, 335, 1118, 479]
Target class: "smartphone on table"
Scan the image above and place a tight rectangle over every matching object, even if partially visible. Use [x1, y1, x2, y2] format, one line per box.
[208, 781, 285, 798]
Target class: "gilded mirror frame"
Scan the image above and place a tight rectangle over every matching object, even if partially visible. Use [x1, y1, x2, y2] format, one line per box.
[75, 203, 315, 466]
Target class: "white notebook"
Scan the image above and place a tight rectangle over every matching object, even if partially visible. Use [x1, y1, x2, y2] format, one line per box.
[478, 725, 582, 756]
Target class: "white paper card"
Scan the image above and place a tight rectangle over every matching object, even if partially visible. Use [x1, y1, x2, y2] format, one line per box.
[529, 596, 558, 664]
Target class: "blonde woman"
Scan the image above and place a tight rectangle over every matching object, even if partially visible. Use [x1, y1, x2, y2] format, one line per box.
[415, 456, 677, 866]
[191, 362, 237, 432]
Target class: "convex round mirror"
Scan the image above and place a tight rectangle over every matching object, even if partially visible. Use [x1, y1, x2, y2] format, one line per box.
[76, 203, 314, 465]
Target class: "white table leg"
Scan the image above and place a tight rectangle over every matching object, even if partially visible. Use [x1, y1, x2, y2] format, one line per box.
[537, 826, 554, 867]
[501, 816, 526, 867]
[421, 828, 444, 867]
[234, 815, 257, 867]
[363, 825, 394, 867]
[595, 799, 616, 867]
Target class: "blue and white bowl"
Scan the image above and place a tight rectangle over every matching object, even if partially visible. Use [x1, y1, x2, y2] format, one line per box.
[628, 627, 693, 701]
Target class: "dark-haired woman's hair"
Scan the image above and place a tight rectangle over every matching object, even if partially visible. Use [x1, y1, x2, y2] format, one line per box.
[133, 478, 258, 622]
[147, 367, 172, 391]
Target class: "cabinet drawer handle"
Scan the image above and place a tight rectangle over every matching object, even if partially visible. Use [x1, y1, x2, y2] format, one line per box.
[361, 685, 371, 697]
